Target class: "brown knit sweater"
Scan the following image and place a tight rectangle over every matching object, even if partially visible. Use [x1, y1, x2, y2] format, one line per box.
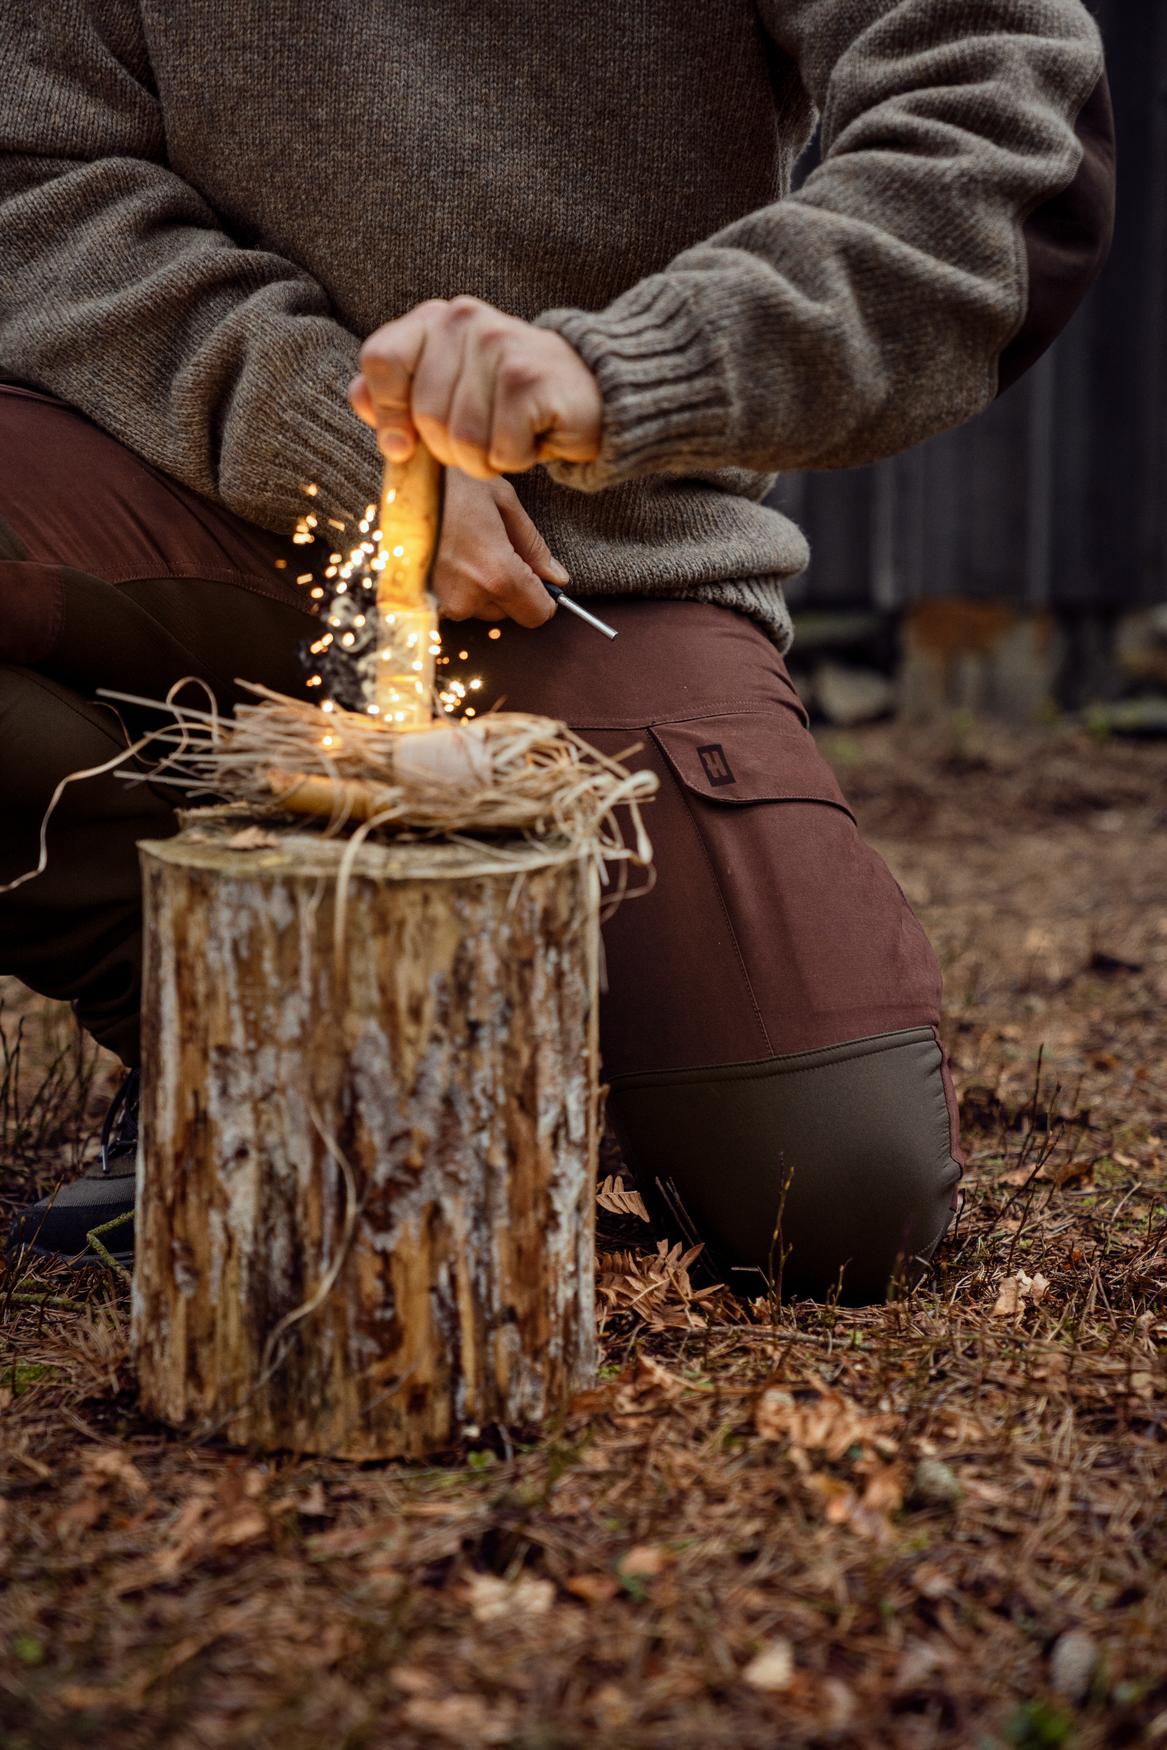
[0, 2, 1110, 648]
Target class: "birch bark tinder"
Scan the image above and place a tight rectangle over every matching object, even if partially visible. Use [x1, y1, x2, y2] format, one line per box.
[131, 825, 599, 1458]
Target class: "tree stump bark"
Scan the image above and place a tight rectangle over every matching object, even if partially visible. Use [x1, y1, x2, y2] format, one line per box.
[130, 820, 599, 1458]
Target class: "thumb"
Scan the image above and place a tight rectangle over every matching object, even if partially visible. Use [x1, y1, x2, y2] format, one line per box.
[492, 481, 570, 584]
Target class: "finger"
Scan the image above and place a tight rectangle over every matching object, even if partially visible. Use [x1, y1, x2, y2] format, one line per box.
[488, 334, 603, 474]
[434, 537, 555, 629]
[435, 569, 554, 628]
[486, 349, 545, 474]
[348, 374, 376, 427]
[411, 299, 503, 476]
[491, 481, 570, 583]
[440, 347, 502, 479]
[415, 327, 498, 477]
[359, 303, 445, 461]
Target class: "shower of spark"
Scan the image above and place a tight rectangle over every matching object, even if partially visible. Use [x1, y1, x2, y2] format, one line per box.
[294, 473, 489, 722]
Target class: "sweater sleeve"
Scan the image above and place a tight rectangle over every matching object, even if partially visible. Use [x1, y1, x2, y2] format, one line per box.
[0, 1, 379, 533]
[536, 0, 1110, 491]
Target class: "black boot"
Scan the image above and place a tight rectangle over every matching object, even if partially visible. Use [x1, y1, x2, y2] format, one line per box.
[6, 1069, 139, 1270]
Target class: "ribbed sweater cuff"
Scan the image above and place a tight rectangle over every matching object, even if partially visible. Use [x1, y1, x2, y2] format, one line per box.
[535, 277, 731, 492]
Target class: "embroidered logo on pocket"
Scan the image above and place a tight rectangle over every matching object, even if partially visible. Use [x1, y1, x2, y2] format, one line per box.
[696, 744, 736, 787]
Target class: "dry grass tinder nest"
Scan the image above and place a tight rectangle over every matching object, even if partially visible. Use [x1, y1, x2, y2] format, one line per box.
[106, 682, 658, 859]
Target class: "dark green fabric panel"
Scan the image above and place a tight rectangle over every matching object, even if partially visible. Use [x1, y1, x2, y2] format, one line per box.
[609, 1027, 960, 1305]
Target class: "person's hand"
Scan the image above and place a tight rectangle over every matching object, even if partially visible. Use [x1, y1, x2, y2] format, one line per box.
[351, 296, 603, 479]
[433, 469, 566, 627]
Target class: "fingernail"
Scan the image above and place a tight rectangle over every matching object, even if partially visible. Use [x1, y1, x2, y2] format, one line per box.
[546, 559, 570, 584]
[378, 429, 411, 461]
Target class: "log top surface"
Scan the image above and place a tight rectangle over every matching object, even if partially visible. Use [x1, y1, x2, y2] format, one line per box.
[140, 815, 579, 883]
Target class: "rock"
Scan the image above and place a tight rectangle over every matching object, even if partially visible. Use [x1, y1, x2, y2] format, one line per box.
[1050, 1630, 1097, 1703]
[742, 1638, 795, 1692]
[906, 1458, 963, 1509]
[813, 661, 896, 727]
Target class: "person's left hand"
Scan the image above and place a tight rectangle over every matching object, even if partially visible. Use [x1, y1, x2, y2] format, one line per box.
[433, 469, 565, 626]
[350, 296, 603, 479]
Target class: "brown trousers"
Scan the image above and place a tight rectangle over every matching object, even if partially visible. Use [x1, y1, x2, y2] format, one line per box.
[0, 387, 961, 1300]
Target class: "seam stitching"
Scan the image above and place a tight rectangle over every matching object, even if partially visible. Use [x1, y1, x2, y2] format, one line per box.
[610, 1027, 937, 1091]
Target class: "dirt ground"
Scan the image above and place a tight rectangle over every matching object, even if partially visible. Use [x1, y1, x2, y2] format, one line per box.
[0, 717, 1164, 1750]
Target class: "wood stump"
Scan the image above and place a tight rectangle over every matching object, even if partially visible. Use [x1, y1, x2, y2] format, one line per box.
[130, 819, 599, 1457]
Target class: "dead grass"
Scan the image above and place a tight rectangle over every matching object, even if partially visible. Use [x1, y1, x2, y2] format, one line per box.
[1, 718, 1165, 1750]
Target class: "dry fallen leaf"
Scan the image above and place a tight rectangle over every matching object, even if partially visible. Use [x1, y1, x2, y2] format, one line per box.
[755, 1380, 887, 1461]
[742, 1637, 795, 1692]
[991, 1270, 1050, 1317]
[565, 1573, 620, 1604]
[403, 1694, 512, 1744]
[820, 1678, 856, 1731]
[83, 1447, 150, 1498]
[912, 1561, 955, 1600]
[619, 1544, 669, 1578]
[894, 1639, 948, 1695]
[596, 1174, 650, 1221]
[464, 1572, 554, 1625]
[595, 1238, 718, 1332]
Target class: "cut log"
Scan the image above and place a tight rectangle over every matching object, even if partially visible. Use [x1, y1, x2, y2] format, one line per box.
[131, 818, 599, 1458]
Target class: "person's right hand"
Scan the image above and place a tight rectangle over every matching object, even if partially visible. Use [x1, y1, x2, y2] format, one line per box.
[434, 468, 567, 627]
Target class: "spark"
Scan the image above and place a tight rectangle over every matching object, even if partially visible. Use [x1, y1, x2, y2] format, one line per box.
[470, 679, 482, 690]
[296, 573, 313, 584]
[322, 735, 335, 747]
[354, 615, 366, 627]
[325, 566, 338, 577]
[322, 701, 335, 713]
[310, 587, 324, 599]
[464, 707, 476, 718]
[342, 633, 356, 647]
[302, 483, 318, 496]
[329, 552, 343, 563]
[359, 519, 369, 533]
[327, 517, 346, 531]
[274, 559, 287, 569]
[489, 629, 501, 640]
[392, 545, 405, 558]
[306, 514, 318, 527]
[307, 675, 322, 687]
[458, 651, 469, 660]
[367, 705, 379, 715]
[384, 489, 396, 504]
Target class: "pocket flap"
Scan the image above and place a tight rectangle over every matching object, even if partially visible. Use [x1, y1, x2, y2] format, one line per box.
[650, 711, 854, 816]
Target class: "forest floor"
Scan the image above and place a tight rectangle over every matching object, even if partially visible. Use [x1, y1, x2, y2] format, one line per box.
[0, 716, 1165, 1750]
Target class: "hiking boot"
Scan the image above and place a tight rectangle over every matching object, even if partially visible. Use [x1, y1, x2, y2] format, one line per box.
[6, 1069, 139, 1270]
